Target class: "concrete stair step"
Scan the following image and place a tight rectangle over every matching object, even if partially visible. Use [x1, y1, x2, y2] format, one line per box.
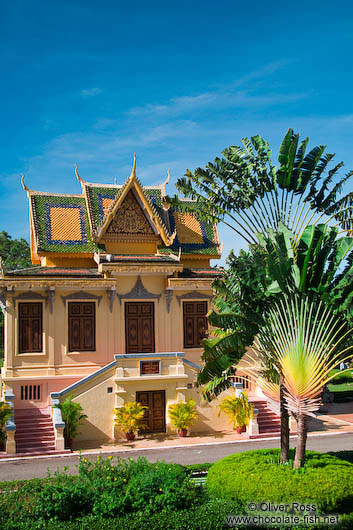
[15, 433, 55, 442]
[16, 424, 54, 432]
[15, 419, 53, 429]
[258, 426, 281, 431]
[16, 442, 56, 451]
[15, 411, 50, 418]
[15, 425, 54, 433]
[15, 416, 52, 423]
[257, 415, 279, 421]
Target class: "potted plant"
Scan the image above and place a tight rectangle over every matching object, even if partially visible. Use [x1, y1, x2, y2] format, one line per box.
[218, 392, 253, 434]
[56, 395, 87, 450]
[0, 402, 12, 451]
[114, 401, 147, 441]
[168, 399, 198, 437]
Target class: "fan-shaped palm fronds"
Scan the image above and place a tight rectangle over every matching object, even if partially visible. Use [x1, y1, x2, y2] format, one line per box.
[174, 129, 353, 245]
[255, 295, 353, 467]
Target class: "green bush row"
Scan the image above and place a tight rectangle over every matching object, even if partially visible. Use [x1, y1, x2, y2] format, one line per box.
[3, 501, 353, 530]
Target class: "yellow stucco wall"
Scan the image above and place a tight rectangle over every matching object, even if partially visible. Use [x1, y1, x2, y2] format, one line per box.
[71, 372, 116, 443]
[63, 359, 235, 443]
[2, 276, 214, 410]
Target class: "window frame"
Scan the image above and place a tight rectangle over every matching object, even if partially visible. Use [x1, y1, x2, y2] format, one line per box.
[68, 301, 96, 353]
[182, 300, 208, 349]
[18, 302, 43, 354]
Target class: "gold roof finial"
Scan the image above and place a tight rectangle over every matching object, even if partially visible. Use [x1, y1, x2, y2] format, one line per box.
[130, 153, 136, 180]
[75, 163, 86, 190]
[161, 169, 170, 198]
[21, 174, 32, 195]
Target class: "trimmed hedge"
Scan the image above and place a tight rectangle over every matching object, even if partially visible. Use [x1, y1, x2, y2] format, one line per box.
[0, 499, 240, 530]
[207, 449, 353, 514]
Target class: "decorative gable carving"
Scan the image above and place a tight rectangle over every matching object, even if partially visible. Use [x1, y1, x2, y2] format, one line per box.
[103, 190, 156, 242]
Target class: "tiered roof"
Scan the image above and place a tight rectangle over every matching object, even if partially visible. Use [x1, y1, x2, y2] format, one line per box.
[23, 159, 221, 259]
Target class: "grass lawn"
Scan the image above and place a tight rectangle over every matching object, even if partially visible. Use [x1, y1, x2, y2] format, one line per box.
[327, 369, 353, 401]
[327, 381, 353, 392]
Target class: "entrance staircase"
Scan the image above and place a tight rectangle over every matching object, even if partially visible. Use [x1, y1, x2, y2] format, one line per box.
[249, 399, 281, 439]
[14, 408, 68, 455]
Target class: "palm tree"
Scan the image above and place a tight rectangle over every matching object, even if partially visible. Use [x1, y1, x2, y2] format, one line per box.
[255, 294, 353, 468]
[174, 129, 353, 245]
[175, 129, 353, 465]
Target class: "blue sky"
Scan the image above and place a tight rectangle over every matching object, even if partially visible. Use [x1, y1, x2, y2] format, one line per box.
[1, 0, 353, 264]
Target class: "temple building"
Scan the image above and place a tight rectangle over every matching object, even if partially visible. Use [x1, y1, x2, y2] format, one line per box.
[1, 157, 252, 453]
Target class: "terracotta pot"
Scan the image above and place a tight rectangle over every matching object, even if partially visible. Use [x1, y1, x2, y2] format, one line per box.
[236, 426, 245, 434]
[125, 432, 136, 441]
[178, 429, 188, 437]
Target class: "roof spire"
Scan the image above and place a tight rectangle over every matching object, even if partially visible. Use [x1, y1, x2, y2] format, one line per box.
[75, 163, 86, 189]
[21, 174, 32, 195]
[130, 153, 136, 180]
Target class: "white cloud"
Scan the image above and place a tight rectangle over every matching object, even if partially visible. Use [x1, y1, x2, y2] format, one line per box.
[128, 60, 304, 117]
[80, 87, 102, 97]
[6, 61, 353, 255]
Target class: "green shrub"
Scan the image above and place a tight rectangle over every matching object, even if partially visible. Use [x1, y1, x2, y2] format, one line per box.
[0, 456, 204, 525]
[329, 369, 353, 385]
[90, 457, 203, 517]
[0, 401, 12, 445]
[185, 462, 213, 474]
[33, 477, 93, 520]
[207, 449, 353, 514]
[56, 395, 87, 446]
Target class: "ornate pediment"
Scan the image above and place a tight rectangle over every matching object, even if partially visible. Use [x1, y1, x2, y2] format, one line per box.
[104, 190, 155, 241]
[92, 157, 175, 247]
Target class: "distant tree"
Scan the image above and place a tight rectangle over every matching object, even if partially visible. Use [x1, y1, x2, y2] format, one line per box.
[0, 231, 32, 271]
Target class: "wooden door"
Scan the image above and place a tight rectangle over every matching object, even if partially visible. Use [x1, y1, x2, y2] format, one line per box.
[136, 390, 166, 433]
[125, 302, 155, 353]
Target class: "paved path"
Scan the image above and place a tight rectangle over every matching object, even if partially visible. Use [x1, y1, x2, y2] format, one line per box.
[0, 432, 352, 482]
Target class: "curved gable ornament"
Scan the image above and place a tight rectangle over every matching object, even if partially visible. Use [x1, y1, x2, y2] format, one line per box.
[176, 290, 213, 306]
[117, 276, 161, 304]
[61, 291, 102, 306]
[12, 291, 48, 309]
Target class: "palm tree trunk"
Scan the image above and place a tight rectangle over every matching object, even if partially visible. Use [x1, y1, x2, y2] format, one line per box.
[294, 412, 307, 468]
[280, 378, 289, 463]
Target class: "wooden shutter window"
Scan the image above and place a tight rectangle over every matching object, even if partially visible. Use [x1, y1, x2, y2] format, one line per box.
[68, 302, 96, 352]
[125, 302, 155, 354]
[19, 302, 43, 353]
[183, 301, 208, 349]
